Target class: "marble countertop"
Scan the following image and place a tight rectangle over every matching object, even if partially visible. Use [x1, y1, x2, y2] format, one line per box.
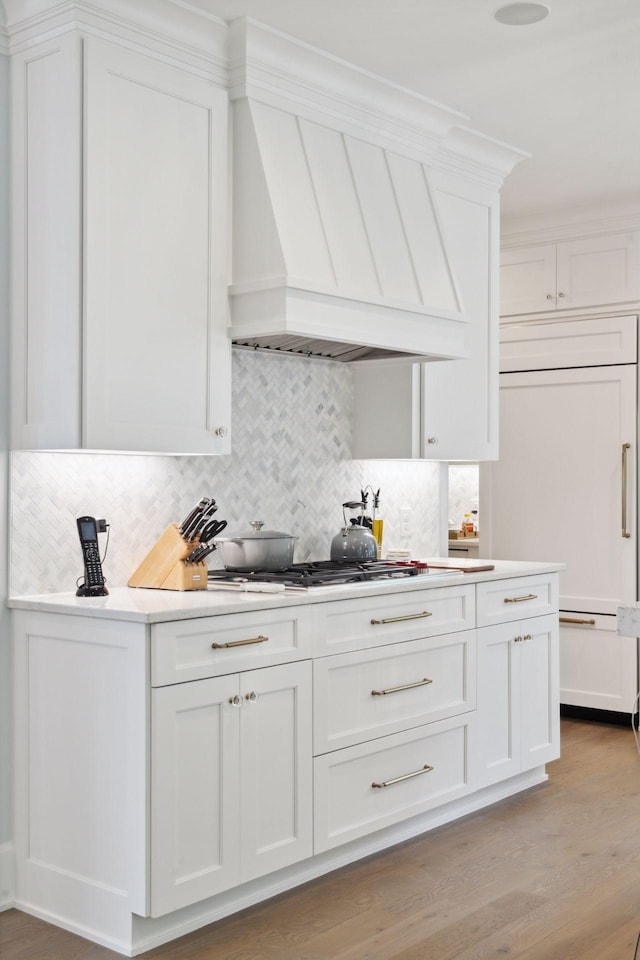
[8, 559, 564, 624]
[616, 604, 640, 636]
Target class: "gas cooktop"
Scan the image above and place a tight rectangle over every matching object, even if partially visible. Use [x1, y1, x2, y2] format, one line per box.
[207, 559, 457, 590]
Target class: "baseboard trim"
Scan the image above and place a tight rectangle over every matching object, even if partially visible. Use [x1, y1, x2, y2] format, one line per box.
[560, 704, 636, 727]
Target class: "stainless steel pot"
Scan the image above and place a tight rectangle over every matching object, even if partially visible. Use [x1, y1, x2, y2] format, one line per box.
[216, 521, 297, 572]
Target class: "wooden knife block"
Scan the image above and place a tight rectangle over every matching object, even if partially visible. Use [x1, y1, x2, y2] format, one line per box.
[128, 523, 208, 591]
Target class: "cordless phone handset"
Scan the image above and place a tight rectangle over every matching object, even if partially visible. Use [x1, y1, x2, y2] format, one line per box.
[76, 516, 109, 597]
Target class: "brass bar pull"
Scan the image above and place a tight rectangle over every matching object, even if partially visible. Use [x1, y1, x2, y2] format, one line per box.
[559, 617, 596, 625]
[372, 764, 433, 789]
[371, 678, 433, 697]
[622, 442, 631, 539]
[371, 611, 433, 625]
[504, 594, 537, 604]
[211, 634, 268, 649]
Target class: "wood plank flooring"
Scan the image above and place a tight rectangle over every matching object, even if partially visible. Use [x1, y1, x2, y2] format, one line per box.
[3, 718, 640, 960]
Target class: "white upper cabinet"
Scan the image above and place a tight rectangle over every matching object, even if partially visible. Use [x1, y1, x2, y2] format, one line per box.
[500, 233, 640, 318]
[11, 33, 231, 453]
[352, 174, 501, 461]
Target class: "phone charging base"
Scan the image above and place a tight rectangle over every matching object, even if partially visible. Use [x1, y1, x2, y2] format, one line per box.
[76, 584, 109, 597]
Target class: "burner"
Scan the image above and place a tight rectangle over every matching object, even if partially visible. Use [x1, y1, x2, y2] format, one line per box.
[208, 559, 425, 589]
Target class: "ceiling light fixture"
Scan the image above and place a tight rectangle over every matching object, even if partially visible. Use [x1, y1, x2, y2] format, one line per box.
[494, 2, 549, 25]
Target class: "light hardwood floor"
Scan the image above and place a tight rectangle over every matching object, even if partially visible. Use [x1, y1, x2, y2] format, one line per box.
[2, 718, 640, 960]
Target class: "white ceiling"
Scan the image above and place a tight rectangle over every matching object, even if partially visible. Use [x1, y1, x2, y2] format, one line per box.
[193, 0, 640, 223]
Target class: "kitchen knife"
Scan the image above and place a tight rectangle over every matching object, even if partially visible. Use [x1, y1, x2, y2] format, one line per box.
[190, 504, 219, 542]
[182, 499, 216, 541]
[178, 498, 210, 538]
[184, 521, 227, 563]
[185, 543, 218, 565]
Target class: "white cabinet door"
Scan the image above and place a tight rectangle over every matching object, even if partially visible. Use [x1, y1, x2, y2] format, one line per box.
[519, 614, 560, 771]
[151, 675, 241, 917]
[475, 614, 559, 787]
[151, 661, 312, 916]
[486, 365, 636, 615]
[84, 38, 231, 453]
[500, 245, 557, 316]
[500, 315, 637, 373]
[420, 179, 499, 461]
[559, 613, 638, 713]
[239, 661, 313, 882]
[474, 621, 520, 785]
[557, 234, 640, 312]
[10, 34, 83, 450]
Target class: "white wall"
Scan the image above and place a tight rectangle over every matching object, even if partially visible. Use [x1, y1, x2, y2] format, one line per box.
[0, 48, 13, 906]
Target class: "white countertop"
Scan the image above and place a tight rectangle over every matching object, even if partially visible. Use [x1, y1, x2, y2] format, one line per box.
[617, 604, 640, 636]
[8, 559, 564, 623]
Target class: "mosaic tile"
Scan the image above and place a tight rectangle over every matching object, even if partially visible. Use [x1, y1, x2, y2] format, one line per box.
[11, 350, 442, 594]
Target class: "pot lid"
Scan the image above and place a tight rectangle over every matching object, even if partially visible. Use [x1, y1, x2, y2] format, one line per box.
[229, 521, 296, 540]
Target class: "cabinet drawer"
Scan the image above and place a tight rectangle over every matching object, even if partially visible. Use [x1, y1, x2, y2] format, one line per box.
[151, 607, 313, 686]
[314, 715, 472, 852]
[313, 630, 476, 754]
[476, 574, 558, 627]
[312, 584, 475, 657]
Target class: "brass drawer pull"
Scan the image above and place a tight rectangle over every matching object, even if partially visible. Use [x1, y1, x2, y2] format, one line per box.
[371, 611, 433, 625]
[504, 594, 537, 604]
[372, 678, 433, 696]
[559, 616, 596, 625]
[622, 442, 632, 539]
[372, 764, 433, 789]
[211, 634, 268, 649]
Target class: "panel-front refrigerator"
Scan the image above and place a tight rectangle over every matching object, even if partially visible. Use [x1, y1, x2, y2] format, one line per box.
[482, 315, 638, 719]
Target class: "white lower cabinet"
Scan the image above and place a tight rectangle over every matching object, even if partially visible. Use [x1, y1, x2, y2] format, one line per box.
[474, 613, 560, 787]
[11, 570, 560, 954]
[150, 660, 312, 917]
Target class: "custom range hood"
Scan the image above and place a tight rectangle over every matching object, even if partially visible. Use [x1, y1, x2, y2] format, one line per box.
[228, 20, 523, 362]
[227, 21, 476, 363]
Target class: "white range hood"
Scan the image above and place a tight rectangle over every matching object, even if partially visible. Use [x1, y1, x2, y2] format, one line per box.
[227, 20, 523, 363]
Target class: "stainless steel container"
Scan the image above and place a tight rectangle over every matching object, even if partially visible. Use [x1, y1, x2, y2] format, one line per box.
[216, 521, 297, 572]
[330, 525, 378, 561]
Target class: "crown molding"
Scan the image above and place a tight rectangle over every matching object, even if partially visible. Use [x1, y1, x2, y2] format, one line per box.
[502, 200, 640, 246]
[3, 0, 227, 81]
[227, 18, 525, 181]
[228, 17, 463, 162]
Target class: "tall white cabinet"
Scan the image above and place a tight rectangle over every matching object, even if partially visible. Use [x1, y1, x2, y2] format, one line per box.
[10, 29, 231, 454]
[484, 314, 638, 717]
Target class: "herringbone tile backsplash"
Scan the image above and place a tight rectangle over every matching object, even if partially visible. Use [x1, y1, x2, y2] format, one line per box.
[10, 349, 441, 595]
